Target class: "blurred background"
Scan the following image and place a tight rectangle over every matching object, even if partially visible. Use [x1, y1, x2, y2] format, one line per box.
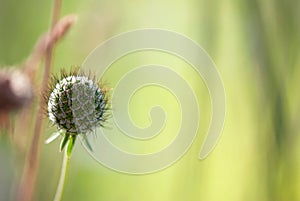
[1, 0, 300, 201]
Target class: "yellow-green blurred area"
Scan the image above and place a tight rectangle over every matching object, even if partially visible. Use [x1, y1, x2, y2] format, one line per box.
[1, 0, 300, 201]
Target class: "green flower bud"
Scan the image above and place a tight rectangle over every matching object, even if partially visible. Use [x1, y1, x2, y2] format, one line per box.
[47, 70, 109, 136]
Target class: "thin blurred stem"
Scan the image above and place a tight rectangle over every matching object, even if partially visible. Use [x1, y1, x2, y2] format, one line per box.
[13, 12, 76, 165]
[53, 149, 70, 201]
[0, 113, 10, 131]
[51, 0, 62, 28]
[17, 0, 62, 201]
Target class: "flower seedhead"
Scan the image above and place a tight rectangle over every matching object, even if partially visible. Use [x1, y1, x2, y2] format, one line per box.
[47, 70, 109, 136]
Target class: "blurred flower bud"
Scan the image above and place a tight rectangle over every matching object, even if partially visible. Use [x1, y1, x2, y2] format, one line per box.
[0, 68, 33, 113]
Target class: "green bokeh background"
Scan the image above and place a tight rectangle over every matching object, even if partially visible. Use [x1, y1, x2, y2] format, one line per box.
[1, 0, 300, 201]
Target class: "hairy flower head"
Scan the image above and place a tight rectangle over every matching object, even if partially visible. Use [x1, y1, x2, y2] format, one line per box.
[46, 69, 109, 136]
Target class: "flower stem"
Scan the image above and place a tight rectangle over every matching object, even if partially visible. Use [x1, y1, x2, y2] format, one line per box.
[54, 146, 71, 201]
[17, 1, 62, 201]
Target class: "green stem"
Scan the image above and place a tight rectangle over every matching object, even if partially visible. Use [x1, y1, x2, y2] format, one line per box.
[53, 146, 71, 201]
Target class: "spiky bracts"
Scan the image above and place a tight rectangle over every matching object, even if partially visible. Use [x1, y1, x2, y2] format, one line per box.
[45, 69, 109, 155]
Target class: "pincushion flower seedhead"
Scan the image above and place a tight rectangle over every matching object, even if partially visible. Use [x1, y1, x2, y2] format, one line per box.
[45, 69, 109, 155]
